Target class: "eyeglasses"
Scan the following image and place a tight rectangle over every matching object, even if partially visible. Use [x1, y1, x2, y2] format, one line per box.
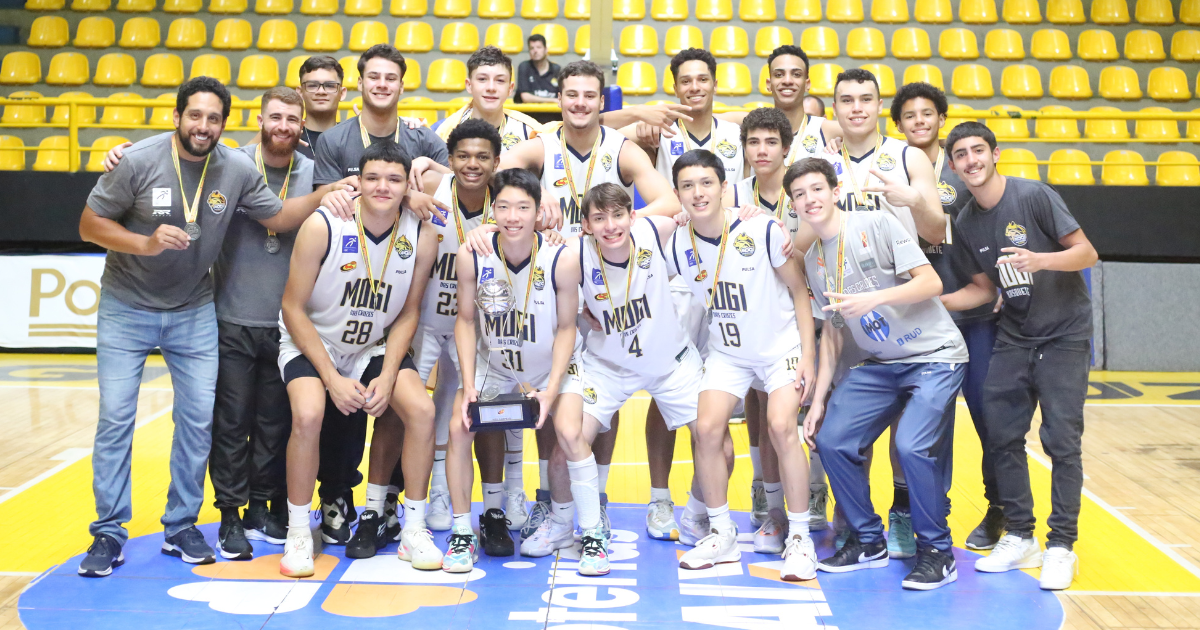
[302, 81, 342, 93]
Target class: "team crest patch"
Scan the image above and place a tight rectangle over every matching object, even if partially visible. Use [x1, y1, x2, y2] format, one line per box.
[554, 177, 568, 188]
[595, 292, 608, 301]
[532, 265, 545, 290]
[206, 190, 228, 214]
[877, 153, 897, 171]
[437, 234, 444, 242]
[938, 181, 957, 205]
[715, 139, 738, 159]
[583, 387, 598, 404]
[601, 153, 613, 172]
[636, 248, 653, 269]
[340, 261, 357, 272]
[480, 267, 495, 281]
[734, 233, 755, 257]
[502, 133, 520, 150]
[1005, 221, 1028, 246]
[694, 269, 707, 281]
[395, 235, 414, 259]
[802, 134, 818, 153]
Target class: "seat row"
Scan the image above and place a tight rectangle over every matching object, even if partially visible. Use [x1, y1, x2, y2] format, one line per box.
[969, 104, 1200, 139]
[25, 0, 1200, 27]
[0, 133, 243, 170]
[995, 148, 1199, 185]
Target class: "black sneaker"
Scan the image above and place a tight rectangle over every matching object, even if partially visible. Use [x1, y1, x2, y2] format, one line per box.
[817, 536, 889, 573]
[342, 490, 359, 526]
[383, 493, 402, 542]
[217, 509, 253, 560]
[321, 497, 352, 545]
[901, 547, 958, 591]
[161, 526, 216, 565]
[346, 510, 387, 559]
[243, 501, 287, 545]
[480, 508, 515, 557]
[965, 505, 1007, 550]
[78, 534, 124, 577]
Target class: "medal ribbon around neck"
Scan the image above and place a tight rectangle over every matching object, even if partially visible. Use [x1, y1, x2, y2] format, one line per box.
[785, 113, 809, 167]
[450, 178, 490, 245]
[677, 117, 715, 153]
[687, 211, 730, 312]
[255, 143, 293, 239]
[559, 128, 602, 210]
[354, 197, 401, 300]
[840, 133, 883, 208]
[170, 135, 211, 233]
[358, 115, 401, 148]
[753, 176, 788, 221]
[592, 235, 636, 332]
[815, 212, 848, 313]
[933, 146, 953, 244]
[496, 233, 539, 341]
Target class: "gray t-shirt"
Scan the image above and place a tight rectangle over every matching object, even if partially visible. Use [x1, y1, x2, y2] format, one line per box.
[211, 145, 314, 327]
[87, 133, 282, 312]
[952, 176, 1092, 347]
[312, 115, 448, 187]
[804, 210, 967, 364]
[921, 163, 997, 324]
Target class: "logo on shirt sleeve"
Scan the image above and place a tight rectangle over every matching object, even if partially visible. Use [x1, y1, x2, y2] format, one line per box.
[480, 267, 495, 281]
[553, 154, 564, 169]
[685, 249, 697, 267]
[342, 235, 359, 253]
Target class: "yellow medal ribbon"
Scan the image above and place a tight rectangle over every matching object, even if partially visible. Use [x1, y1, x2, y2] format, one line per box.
[358, 115, 401, 148]
[815, 212, 848, 314]
[592, 235, 636, 332]
[496, 233, 539, 342]
[753, 176, 788, 221]
[785, 113, 809, 167]
[449, 178, 490, 245]
[677, 117, 714, 153]
[933, 147, 953, 245]
[353, 197, 401, 301]
[559, 128, 603, 210]
[687, 211, 730, 313]
[254, 144, 293, 240]
[840, 134, 883, 209]
[170, 135, 211, 239]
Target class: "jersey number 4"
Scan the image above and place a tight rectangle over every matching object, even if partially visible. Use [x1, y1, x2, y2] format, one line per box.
[627, 334, 643, 357]
[341, 320, 374, 345]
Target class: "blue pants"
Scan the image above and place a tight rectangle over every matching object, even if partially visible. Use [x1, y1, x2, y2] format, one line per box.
[91, 291, 219, 545]
[818, 361, 965, 551]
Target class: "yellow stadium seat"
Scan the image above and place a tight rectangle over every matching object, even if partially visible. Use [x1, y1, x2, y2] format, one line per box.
[740, 0, 776, 21]
[395, 21, 434, 52]
[695, 0, 732, 20]
[255, 0, 292, 13]
[116, 0, 153, 9]
[219, 137, 240, 147]
[212, 18, 251, 49]
[141, 53, 183, 86]
[166, 18, 206, 48]
[2, 91, 45, 124]
[1124, 29, 1165, 61]
[477, 0, 514, 17]
[1155, 151, 1200, 186]
[1002, 0, 1040, 23]
[800, 26, 839, 58]
[942, 102, 972, 136]
[119, 17, 161, 48]
[26, 0, 65, 10]
[440, 22, 479, 53]
[756, 64, 768, 94]
[1031, 28, 1071, 60]
[1001, 64, 1042, 98]
[74, 17, 116, 48]
[1185, 0, 1200, 24]
[1078, 29, 1119, 61]
[617, 61, 656, 95]
[350, 21, 388, 51]
[826, 0, 863, 21]
[847, 27, 885, 58]
[664, 25, 703, 54]
[1147, 67, 1191, 101]
[914, 0, 951, 22]
[345, 0, 383, 14]
[94, 53, 136, 85]
[1049, 64, 1092, 99]
[564, 0, 588, 18]
[711, 26, 749, 57]
[302, 0, 337, 13]
[302, 20, 342, 51]
[397, 96, 436, 121]
[403, 60, 421, 89]
[985, 28, 1024, 59]
[860, 62, 895, 96]
[100, 91, 145, 125]
[1090, 0, 1129, 24]
[521, 0, 557, 18]
[715, 62, 751, 95]
[190, 53, 231, 83]
[573, 24, 590, 54]
[807, 62, 841, 96]
[1135, 0, 1174, 24]
[891, 27, 931, 59]
[1035, 105, 1080, 139]
[237, 54, 278, 87]
[620, 25, 658, 56]
[1048, 149, 1094, 185]
[163, 0, 202, 11]
[939, 27, 979, 59]
[653, 0, 688, 19]
[532, 23, 569, 54]
[1171, 30, 1200, 60]
[208, 0, 246, 12]
[433, 0, 470, 17]
[485, 23, 524, 53]
[0, 136, 25, 171]
[1134, 106, 1180, 139]
[87, 135, 131, 172]
[427, 58, 467, 92]
[784, 0, 821, 21]
[283, 55, 307, 87]
[985, 103, 1028, 138]
[1046, 0, 1084, 23]
[959, 0, 997, 22]
[872, 0, 908, 22]
[903, 63, 943, 88]
[338, 54, 359, 88]
[1102, 150, 1148, 185]
[997, 148, 1039, 179]
[34, 136, 74, 172]
[258, 19, 297, 51]
[951, 64, 993, 98]
[1084, 105, 1129, 139]
[28, 16, 69, 48]
[72, 0, 111, 10]
[389, 0, 425, 13]
[754, 26, 793, 56]
[615, 0, 647, 19]
[46, 52, 89, 85]
[1099, 65, 1142, 99]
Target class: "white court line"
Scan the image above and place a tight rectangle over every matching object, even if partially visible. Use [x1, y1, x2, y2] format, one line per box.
[525, 454, 750, 467]
[0, 384, 174, 391]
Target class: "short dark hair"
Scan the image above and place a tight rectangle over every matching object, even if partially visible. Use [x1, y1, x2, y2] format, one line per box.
[784, 157, 839, 195]
[359, 140, 411, 178]
[467, 45, 512, 76]
[670, 48, 717, 82]
[558, 60, 605, 91]
[176, 76, 231, 120]
[528, 33, 547, 47]
[672, 149, 725, 187]
[890, 81, 948, 124]
[945, 121, 998, 155]
[493, 168, 541, 208]
[358, 44, 406, 78]
[582, 182, 633, 219]
[299, 54, 343, 82]
[740, 107, 793, 152]
[767, 45, 810, 73]
[447, 117, 503, 157]
[833, 67, 879, 98]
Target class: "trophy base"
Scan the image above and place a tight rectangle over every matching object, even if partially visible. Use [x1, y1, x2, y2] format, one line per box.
[468, 393, 540, 432]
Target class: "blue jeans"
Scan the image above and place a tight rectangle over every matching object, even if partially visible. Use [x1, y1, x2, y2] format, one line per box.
[90, 290, 218, 545]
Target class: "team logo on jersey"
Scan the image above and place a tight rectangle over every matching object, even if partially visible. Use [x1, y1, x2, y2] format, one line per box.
[583, 387, 598, 404]
[834, 161, 844, 175]
[340, 261, 357, 272]
[601, 153, 613, 172]
[861, 310, 890, 342]
[802, 135, 818, 153]
[206, 190, 228, 214]
[734, 233, 756, 257]
[938, 181, 957, 205]
[532, 265, 546, 290]
[342, 235, 359, 253]
[715, 140, 738, 159]
[553, 154, 564, 169]
[395, 235, 414, 259]
[670, 140, 685, 156]
[502, 132, 521, 150]
[480, 267, 495, 281]
[695, 269, 707, 281]
[877, 153, 897, 171]
[591, 268, 605, 285]
[1005, 221, 1028, 247]
[595, 292, 608, 301]
[636, 248, 653, 269]
[685, 249, 697, 267]
[554, 177, 568, 188]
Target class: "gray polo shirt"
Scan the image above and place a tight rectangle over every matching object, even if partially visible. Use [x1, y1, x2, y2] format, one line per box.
[804, 210, 967, 364]
[87, 132, 282, 312]
[211, 145, 314, 327]
[311, 115, 448, 187]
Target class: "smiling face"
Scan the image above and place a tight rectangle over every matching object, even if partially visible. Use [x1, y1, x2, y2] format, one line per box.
[948, 135, 1001, 188]
[673, 60, 715, 113]
[834, 79, 882, 137]
[360, 57, 403, 114]
[897, 96, 945, 151]
[768, 54, 810, 110]
[449, 138, 496, 191]
[583, 203, 634, 253]
[788, 171, 840, 227]
[259, 98, 303, 157]
[745, 127, 786, 178]
[173, 92, 226, 158]
[359, 159, 409, 214]
[466, 64, 514, 116]
[559, 75, 603, 131]
[297, 67, 344, 116]
[675, 165, 727, 222]
[492, 185, 538, 245]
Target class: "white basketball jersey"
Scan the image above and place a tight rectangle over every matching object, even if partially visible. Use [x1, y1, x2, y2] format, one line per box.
[733, 175, 798, 238]
[540, 127, 632, 239]
[498, 114, 537, 153]
[830, 135, 920, 241]
[657, 117, 744, 184]
[579, 218, 688, 377]
[420, 175, 487, 336]
[786, 114, 829, 166]
[668, 213, 801, 366]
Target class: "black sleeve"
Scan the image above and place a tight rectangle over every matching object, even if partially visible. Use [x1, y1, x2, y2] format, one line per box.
[515, 62, 530, 103]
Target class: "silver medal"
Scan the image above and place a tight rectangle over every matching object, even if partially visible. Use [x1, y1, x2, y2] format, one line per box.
[264, 234, 280, 254]
[832, 311, 846, 329]
[184, 222, 201, 241]
[481, 383, 501, 401]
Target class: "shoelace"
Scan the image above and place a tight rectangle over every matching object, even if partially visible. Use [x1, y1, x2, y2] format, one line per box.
[992, 536, 1027, 556]
[652, 502, 674, 522]
[581, 535, 605, 558]
[447, 532, 473, 554]
[176, 527, 205, 547]
[911, 550, 944, 576]
[89, 535, 117, 557]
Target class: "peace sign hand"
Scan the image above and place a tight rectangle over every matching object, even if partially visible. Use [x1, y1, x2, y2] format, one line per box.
[863, 167, 922, 209]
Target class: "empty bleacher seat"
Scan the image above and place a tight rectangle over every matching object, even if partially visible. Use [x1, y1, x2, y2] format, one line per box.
[847, 27, 885, 58]
[402, 59, 420, 89]
[208, 0, 247, 12]
[942, 102, 972, 136]
[617, 61, 656, 95]
[478, 0, 514, 17]
[34, 136, 73, 172]
[28, 16, 69, 48]
[166, 18, 206, 48]
[1001, 64, 1042, 98]
[1049, 65, 1092, 99]
[284, 55, 307, 86]
[87, 135, 131, 172]
[1078, 29, 1119, 61]
[784, 0, 821, 21]
[801, 26, 839, 58]
[257, 18, 297, 51]
[715, 62, 751, 95]
[1171, 30, 1200, 60]
[219, 137, 240, 147]
[237, 54, 278, 87]
[1135, 0, 1174, 24]
[573, 24, 590, 54]
[755, 26, 793, 56]
[163, 0, 202, 11]
[302, 0, 337, 13]
[427, 58, 466, 91]
[1102, 150, 1148, 185]
[740, 0, 777, 20]
[986, 103, 1029, 138]
[614, 0, 647, 19]
[903, 63, 943, 88]
[142, 53, 183, 86]
[652, 0, 688, 19]
[1091, 0, 1129, 24]
[190, 53, 231, 83]
[1124, 29, 1165, 61]
[440, 22, 479, 53]
[26, 0, 66, 10]
[1002, 0, 1040, 23]
[1185, 0, 1200, 24]
[1046, 0, 1084, 23]
[620, 25, 658, 56]
[345, 0, 383, 14]
[808, 62, 841, 96]
[485, 23, 523, 53]
[826, 0, 863, 21]
[395, 21, 434, 52]
[389, 0, 426, 15]
[397, 95, 436, 121]
[46, 51, 89, 84]
[3, 91, 45, 124]
[75, 17, 116, 48]
[1048, 149, 1094, 185]
[871, 0, 908, 22]
[892, 27, 931, 59]
[1031, 28, 1071, 60]
[532, 23, 568, 54]
[72, 0, 112, 10]
[1155, 151, 1200, 186]
[0, 136, 25, 171]
[564, 0, 588, 18]
[1035, 105, 1080, 139]
[997, 147, 1039, 179]
[939, 27, 979, 59]
[350, 21, 388, 51]
[1099, 66, 1142, 99]
[985, 28, 1024, 59]
[212, 18, 252, 49]
[255, 0, 292, 13]
[302, 20, 342, 51]
[665, 25, 703, 54]
[959, 0, 997, 23]
[914, 0, 950, 22]
[100, 91, 145, 125]
[119, 17, 161, 48]
[1147, 67, 1191, 101]
[1085, 105, 1130, 139]
[711, 26, 749, 57]
[434, 0, 470, 16]
[951, 64, 993, 98]
[521, 0, 558, 18]
[94, 52, 136, 85]
[860, 62, 895, 95]
[1135, 106, 1180, 140]
[339, 54, 359, 88]
[695, 0, 732, 20]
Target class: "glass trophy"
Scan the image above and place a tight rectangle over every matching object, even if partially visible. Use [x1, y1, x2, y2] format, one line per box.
[467, 277, 540, 432]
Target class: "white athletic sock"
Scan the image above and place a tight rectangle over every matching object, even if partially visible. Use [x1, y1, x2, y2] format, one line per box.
[567, 455, 601, 530]
[764, 481, 784, 511]
[597, 464, 610, 494]
[366, 483, 388, 516]
[551, 499, 575, 525]
[504, 453, 523, 493]
[431, 452, 447, 492]
[809, 451, 827, 489]
[707, 503, 733, 533]
[452, 512, 471, 531]
[287, 500, 310, 531]
[403, 497, 427, 531]
[685, 493, 707, 517]
[650, 487, 672, 503]
[787, 510, 811, 539]
[750, 445, 762, 481]
[505, 428, 524, 452]
[482, 483, 504, 511]
[539, 459, 550, 492]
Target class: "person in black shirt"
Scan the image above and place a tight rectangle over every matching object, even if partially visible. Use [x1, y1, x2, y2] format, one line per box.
[516, 34, 561, 126]
[294, 56, 346, 160]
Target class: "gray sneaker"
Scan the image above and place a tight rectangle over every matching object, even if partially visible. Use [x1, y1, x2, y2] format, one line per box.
[161, 526, 215, 565]
[966, 505, 1007, 550]
[599, 492, 611, 539]
[808, 485, 829, 529]
[78, 534, 124, 577]
[521, 489, 552, 540]
[750, 483, 768, 529]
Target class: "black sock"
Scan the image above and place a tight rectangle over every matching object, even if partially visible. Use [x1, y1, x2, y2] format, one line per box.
[892, 482, 910, 513]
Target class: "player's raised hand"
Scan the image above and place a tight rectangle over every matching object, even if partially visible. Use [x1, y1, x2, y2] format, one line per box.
[674, 209, 692, 227]
[802, 401, 825, 450]
[460, 385, 478, 431]
[464, 224, 500, 255]
[635, 122, 662, 149]
[998, 247, 1046, 274]
[864, 167, 923, 209]
[404, 189, 450, 222]
[536, 187, 562, 231]
[540, 229, 566, 247]
[321, 188, 357, 221]
[329, 375, 367, 416]
[822, 290, 882, 319]
[141, 224, 190, 255]
[102, 141, 134, 173]
[408, 156, 439, 192]
[823, 136, 843, 155]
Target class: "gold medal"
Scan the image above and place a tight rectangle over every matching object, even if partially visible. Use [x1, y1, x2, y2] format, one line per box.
[496, 233, 539, 347]
[170, 135, 211, 241]
[450, 178, 490, 245]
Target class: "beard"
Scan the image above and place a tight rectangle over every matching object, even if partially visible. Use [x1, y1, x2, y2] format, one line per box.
[176, 128, 218, 158]
[262, 127, 300, 157]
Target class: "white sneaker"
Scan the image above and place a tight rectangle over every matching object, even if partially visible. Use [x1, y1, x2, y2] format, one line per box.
[279, 529, 314, 578]
[679, 510, 710, 547]
[780, 535, 818, 581]
[646, 499, 680, 541]
[753, 508, 786, 554]
[398, 528, 443, 570]
[426, 487, 452, 532]
[1039, 547, 1078, 590]
[975, 534, 1043, 573]
[679, 526, 740, 570]
[505, 490, 529, 530]
[750, 482, 767, 529]
[519, 515, 574, 557]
